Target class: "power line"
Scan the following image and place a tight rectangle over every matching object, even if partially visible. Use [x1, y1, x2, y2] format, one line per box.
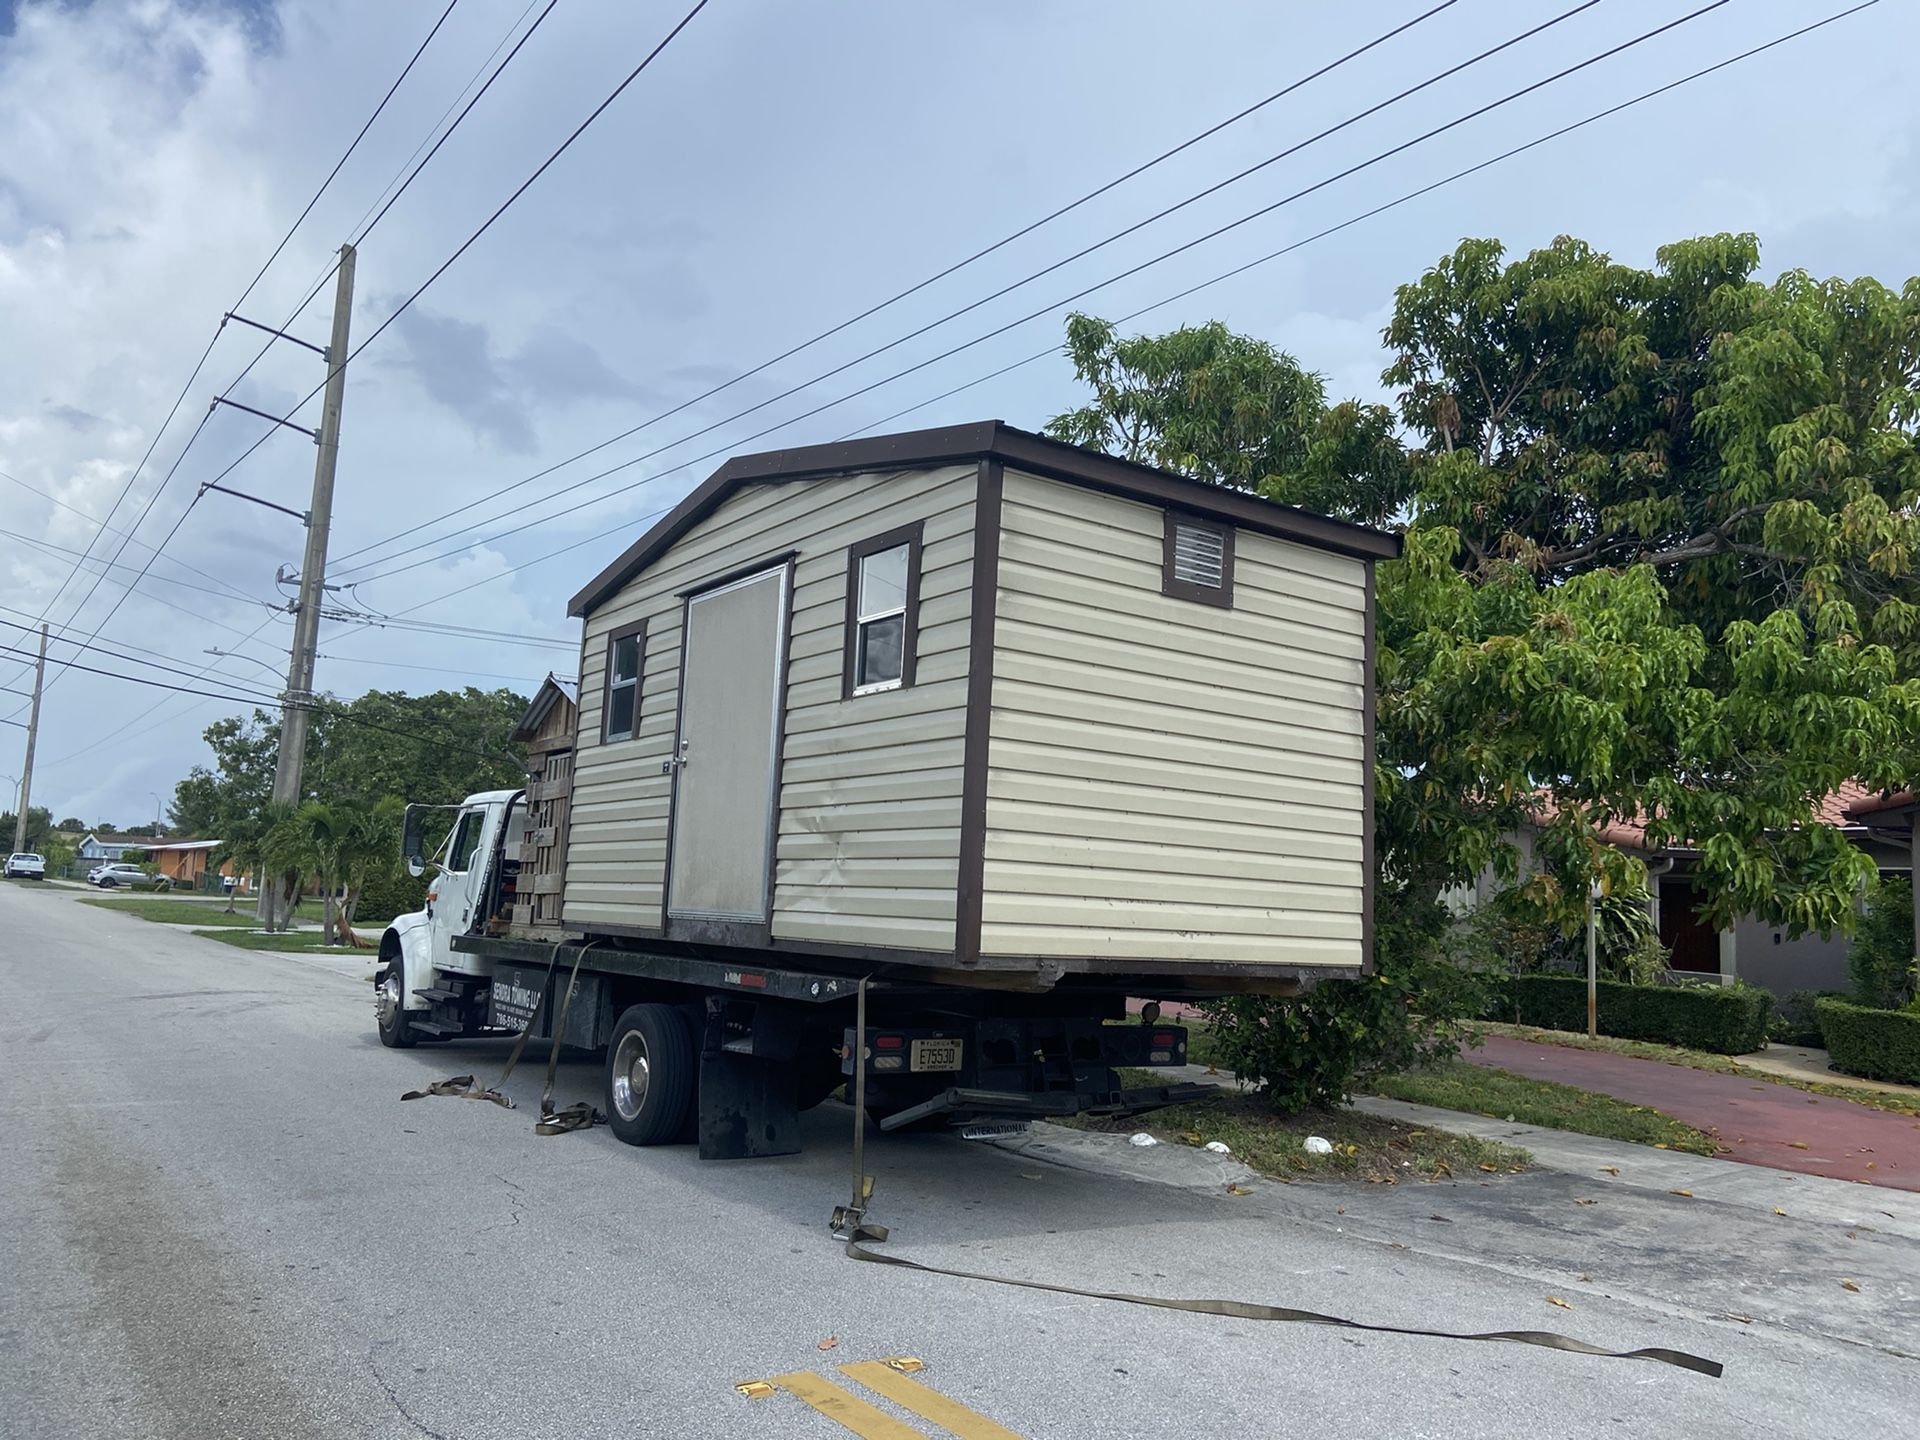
[5, 0, 467, 677]
[351, 0, 1731, 595]
[0, 467, 263, 605]
[0, 617, 286, 707]
[325, 0, 1467, 573]
[372, 0, 1869, 620]
[186, 0, 715, 512]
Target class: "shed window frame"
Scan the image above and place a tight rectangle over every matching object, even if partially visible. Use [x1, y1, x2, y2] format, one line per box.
[601, 620, 646, 742]
[843, 521, 924, 699]
[1162, 510, 1235, 607]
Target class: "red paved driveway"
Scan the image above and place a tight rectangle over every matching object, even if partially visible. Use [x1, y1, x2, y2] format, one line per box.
[1465, 1034, 1920, 1192]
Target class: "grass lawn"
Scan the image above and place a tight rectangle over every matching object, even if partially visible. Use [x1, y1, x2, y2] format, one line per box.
[1372, 1060, 1721, 1155]
[78, 894, 404, 930]
[1480, 1021, 1920, 1117]
[191, 928, 378, 955]
[1074, 1075, 1530, 1182]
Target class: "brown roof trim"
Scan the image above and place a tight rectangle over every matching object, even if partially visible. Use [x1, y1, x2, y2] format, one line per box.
[568, 420, 1402, 616]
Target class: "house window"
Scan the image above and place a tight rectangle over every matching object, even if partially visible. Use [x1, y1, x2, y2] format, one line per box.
[844, 522, 923, 697]
[1163, 511, 1234, 607]
[602, 621, 645, 741]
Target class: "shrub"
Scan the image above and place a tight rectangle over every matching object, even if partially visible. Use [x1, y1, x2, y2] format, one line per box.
[1815, 998, 1920, 1086]
[1488, 973, 1772, 1054]
[1850, 875, 1915, 1010]
[353, 868, 427, 925]
[1201, 910, 1495, 1114]
[1769, 989, 1847, 1047]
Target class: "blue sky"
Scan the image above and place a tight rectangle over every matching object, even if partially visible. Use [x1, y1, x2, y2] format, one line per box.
[1, 0, 1916, 826]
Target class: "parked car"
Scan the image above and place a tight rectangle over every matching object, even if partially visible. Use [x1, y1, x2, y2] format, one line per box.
[4, 852, 45, 879]
[90, 863, 161, 889]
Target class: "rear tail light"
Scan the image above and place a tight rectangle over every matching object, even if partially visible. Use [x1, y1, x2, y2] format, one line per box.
[874, 1034, 905, 1051]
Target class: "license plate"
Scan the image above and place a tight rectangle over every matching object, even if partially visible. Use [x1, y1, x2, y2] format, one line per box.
[910, 1038, 963, 1073]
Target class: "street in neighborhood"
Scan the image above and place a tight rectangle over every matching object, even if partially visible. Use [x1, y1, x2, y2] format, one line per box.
[4, 882, 1917, 1439]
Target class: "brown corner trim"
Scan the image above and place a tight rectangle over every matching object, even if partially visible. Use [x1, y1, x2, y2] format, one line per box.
[954, 459, 1004, 968]
[1361, 560, 1377, 975]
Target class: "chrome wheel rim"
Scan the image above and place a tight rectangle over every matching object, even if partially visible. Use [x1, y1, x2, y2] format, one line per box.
[377, 970, 401, 1027]
[610, 1031, 651, 1121]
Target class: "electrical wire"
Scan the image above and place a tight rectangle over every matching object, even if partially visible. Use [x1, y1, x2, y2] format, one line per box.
[186, 0, 715, 510]
[4, 0, 467, 685]
[325, 0, 1467, 573]
[370, 0, 1872, 619]
[351, 0, 1732, 594]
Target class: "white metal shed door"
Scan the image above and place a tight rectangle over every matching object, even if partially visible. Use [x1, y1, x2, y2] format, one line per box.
[666, 566, 788, 921]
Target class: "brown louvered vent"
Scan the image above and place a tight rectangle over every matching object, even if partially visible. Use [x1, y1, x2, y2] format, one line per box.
[1163, 512, 1234, 607]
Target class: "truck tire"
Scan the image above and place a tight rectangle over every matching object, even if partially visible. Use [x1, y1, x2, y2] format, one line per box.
[604, 1003, 694, 1146]
[376, 958, 417, 1049]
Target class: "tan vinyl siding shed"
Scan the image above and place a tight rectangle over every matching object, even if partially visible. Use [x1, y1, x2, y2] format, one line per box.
[560, 421, 1398, 995]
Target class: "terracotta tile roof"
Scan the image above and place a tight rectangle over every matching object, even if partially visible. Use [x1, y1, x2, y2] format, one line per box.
[1844, 787, 1918, 823]
[1532, 780, 1884, 852]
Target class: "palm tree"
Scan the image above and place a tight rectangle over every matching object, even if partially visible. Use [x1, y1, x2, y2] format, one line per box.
[335, 796, 405, 945]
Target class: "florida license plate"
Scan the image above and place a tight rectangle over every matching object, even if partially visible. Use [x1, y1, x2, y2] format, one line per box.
[909, 1038, 963, 1073]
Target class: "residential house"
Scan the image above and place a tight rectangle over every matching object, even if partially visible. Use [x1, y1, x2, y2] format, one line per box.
[76, 832, 147, 863]
[139, 838, 245, 891]
[1458, 783, 1910, 996]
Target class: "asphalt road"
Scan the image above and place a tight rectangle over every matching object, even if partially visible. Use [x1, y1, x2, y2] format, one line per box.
[2, 881, 1915, 1440]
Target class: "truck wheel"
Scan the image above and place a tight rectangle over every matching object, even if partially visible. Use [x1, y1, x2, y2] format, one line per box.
[376, 959, 417, 1049]
[604, 1004, 694, 1146]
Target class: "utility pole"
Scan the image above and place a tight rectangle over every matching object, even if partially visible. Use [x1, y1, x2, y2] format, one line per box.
[11, 624, 46, 856]
[260, 243, 355, 925]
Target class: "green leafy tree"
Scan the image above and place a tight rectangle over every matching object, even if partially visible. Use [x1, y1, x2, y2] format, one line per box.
[1, 807, 53, 852]
[1045, 231, 1920, 1108]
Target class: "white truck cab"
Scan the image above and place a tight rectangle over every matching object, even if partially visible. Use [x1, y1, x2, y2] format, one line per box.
[376, 789, 527, 1047]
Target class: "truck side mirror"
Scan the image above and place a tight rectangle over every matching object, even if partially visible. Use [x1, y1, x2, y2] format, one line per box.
[401, 804, 429, 879]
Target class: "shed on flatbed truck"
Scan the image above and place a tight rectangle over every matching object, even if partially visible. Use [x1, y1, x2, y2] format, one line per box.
[554, 420, 1399, 996]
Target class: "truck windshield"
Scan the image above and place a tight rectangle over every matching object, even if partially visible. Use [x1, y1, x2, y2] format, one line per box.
[447, 811, 485, 873]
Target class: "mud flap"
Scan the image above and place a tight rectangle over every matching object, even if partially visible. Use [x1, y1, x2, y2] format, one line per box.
[697, 1049, 801, 1160]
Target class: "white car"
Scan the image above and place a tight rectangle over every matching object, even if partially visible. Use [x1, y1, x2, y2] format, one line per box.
[90, 862, 157, 889]
[4, 852, 45, 879]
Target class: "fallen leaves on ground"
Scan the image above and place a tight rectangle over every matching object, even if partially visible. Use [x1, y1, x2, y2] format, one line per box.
[1599, 1165, 1620, 1175]
[1226, 1183, 1252, 1196]
[817, 1336, 839, 1351]
[1669, 1189, 1694, 1198]
[1546, 1295, 1572, 1310]
[1788, 1141, 1809, 1150]
[1841, 1279, 1862, 1293]
[1574, 1197, 1598, 1206]
[1773, 1207, 1788, 1217]
[1721, 1312, 1753, 1324]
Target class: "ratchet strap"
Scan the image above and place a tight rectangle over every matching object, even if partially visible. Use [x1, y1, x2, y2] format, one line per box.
[400, 939, 602, 1135]
[836, 1230, 1721, 1377]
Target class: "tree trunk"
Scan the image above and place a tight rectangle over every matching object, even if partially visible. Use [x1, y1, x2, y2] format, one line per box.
[321, 883, 338, 946]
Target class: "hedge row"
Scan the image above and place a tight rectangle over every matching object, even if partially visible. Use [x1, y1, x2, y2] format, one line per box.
[1815, 998, 1920, 1087]
[1486, 973, 1772, 1054]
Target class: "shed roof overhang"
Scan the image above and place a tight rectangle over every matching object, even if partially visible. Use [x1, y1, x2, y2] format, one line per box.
[568, 421, 1403, 617]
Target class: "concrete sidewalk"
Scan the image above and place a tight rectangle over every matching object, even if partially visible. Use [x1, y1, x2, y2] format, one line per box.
[1465, 1033, 1920, 1192]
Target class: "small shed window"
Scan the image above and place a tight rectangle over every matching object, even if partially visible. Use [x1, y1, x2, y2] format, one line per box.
[602, 621, 645, 741]
[1163, 512, 1234, 607]
[844, 522, 923, 697]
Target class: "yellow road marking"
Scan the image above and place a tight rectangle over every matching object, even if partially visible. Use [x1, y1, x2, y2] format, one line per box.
[839, 1361, 1027, 1440]
[770, 1372, 926, 1439]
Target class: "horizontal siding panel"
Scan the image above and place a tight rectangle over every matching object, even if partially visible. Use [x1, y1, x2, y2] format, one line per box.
[783, 766, 965, 810]
[985, 830, 1358, 888]
[987, 768, 1360, 836]
[979, 922, 1360, 965]
[784, 677, 969, 736]
[988, 796, 1363, 860]
[996, 613, 1361, 715]
[781, 736, 965, 784]
[992, 652, 1364, 749]
[771, 885, 957, 921]
[986, 859, 1362, 911]
[989, 708, 1362, 787]
[782, 827, 960, 861]
[781, 708, 967, 763]
[780, 799, 963, 835]
[983, 892, 1362, 940]
[988, 744, 1362, 829]
[993, 586, 1363, 688]
[1000, 493, 1366, 611]
[996, 536, 1366, 655]
[773, 910, 956, 950]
